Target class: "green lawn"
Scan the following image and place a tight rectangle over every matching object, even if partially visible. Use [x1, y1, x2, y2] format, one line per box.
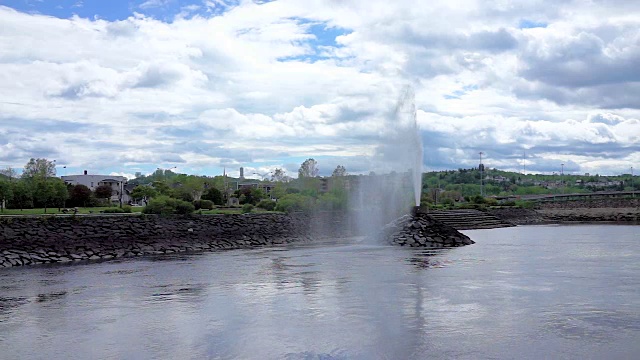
[0, 207, 280, 216]
[198, 208, 279, 215]
[0, 207, 144, 215]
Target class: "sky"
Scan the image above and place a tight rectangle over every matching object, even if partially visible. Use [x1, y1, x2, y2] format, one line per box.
[1, 0, 639, 180]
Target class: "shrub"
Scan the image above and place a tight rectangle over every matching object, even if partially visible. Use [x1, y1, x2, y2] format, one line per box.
[193, 199, 214, 210]
[143, 196, 195, 215]
[201, 187, 223, 206]
[485, 197, 498, 206]
[242, 204, 254, 213]
[202, 199, 214, 210]
[121, 205, 132, 213]
[175, 201, 196, 215]
[257, 199, 276, 211]
[103, 207, 125, 213]
[274, 193, 315, 213]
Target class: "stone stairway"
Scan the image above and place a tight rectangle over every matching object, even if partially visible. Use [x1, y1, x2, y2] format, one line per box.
[428, 209, 515, 230]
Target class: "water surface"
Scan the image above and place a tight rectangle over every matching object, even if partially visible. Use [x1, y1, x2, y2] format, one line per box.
[0, 225, 638, 359]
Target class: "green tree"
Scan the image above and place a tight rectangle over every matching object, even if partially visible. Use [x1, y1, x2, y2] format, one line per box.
[131, 186, 158, 205]
[271, 168, 289, 182]
[173, 187, 194, 202]
[0, 166, 18, 181]
[151, 180, 173, 196]
[9, 181, 32, 210]
[68, 184, 92, 207]
[331, 165, 347, 177]
[201, 187, 223, 205]
[51, 179, 69, 209]
[0, 179, 13, 212]
[22, 158, 56, 180]
[32, 178, 67, 213]
[94, 184, 113, 202]
[235, 187, 266, 205]
[298, 158, 319, 178]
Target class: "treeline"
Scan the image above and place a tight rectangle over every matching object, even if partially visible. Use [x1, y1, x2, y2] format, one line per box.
[422, 167, 638, 199]
[0, 159, 124, 212]
[131, 158, 351, 214]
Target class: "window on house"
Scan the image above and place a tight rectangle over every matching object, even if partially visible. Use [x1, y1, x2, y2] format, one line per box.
[91, 182, 94, 187]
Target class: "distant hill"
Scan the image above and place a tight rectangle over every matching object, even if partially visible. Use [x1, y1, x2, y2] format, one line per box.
[422, 167, 636, 197]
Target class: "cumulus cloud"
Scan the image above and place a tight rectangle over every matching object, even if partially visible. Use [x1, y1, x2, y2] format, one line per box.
[0, 1, 639, 177]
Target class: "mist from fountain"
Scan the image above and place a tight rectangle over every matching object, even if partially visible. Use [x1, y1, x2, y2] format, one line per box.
[349, 86, 424, 237]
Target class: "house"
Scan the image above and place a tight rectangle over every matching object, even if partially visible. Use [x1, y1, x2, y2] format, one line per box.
[61, 170, 131, 205]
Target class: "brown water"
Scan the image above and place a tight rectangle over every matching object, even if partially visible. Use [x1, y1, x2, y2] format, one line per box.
[0, 224, 638, 359]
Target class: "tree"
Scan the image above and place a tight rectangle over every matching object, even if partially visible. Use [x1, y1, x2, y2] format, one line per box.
[235, 187, 266, 205]
[68, 184, 92, 207]
[201, 187, 223, 205]
[332, 165, 347, 177]
[182, 176, 205, 200]
[173, 188, 194, 202]
[131, 186, 157, 205]
[33, 178, 67, 213]
[51, 179, 69, 210]
[94, 184, 113, 203]
[0, 179, 12, 212]
[150, 180, 173, 196]
[271, 168, 289, 182]
[9, 181, 32, 210]
[0, 166, 18, 181]
[298, 158, 319, 178]
[22, 158, 56, 180]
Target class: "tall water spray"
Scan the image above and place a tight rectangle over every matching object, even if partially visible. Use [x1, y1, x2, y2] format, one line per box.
[349, 86, 424, 236]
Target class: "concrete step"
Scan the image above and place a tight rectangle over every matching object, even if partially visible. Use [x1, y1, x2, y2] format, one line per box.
[428, 209, 515, 230]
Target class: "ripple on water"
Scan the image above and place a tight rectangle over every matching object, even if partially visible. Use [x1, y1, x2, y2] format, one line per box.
[541, 305, 640, 343]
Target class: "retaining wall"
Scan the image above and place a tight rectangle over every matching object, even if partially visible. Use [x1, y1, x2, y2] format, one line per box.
[0, 213, 314, 268]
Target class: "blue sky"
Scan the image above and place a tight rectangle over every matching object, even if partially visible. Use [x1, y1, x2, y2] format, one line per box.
[1, 0, 639, 179]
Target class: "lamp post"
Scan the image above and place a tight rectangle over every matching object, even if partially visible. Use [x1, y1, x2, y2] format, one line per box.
[253, 172, 271, 181]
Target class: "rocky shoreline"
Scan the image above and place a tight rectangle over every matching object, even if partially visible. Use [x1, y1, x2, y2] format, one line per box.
[0, 211, 474, 269]
[381, 212, 474, 247]
[0, 214, 314, 268]
[488, 207, 639, 225]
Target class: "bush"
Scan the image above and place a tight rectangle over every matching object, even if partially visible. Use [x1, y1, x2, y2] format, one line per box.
[485, 197, 498, 206]
[201, 187, 223, 205]
[275, 193, 315, 213]
[103, 207, 125, 213]
[193, 199, 214, 210]
[121, 205, 132, 213]
[242, 204, 254, 213]
[143, 196, 195, 215]
[256, 199, 276, 211]
[175, 201, 196, 215]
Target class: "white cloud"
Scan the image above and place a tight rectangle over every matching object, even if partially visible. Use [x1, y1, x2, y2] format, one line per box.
[0, 1, 639, 176]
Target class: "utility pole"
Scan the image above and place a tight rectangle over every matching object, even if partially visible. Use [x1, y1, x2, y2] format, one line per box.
[479, 152, 484, 197]
[632, 166, 635, 198]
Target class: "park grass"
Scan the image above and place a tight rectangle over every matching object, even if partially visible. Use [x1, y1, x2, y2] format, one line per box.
[0, 206, 277, 216]
[198, 208, 280, 215]
[0, 207, 144, 215]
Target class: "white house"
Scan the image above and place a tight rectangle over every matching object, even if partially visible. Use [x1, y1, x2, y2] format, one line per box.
[61, 171, 130, 205]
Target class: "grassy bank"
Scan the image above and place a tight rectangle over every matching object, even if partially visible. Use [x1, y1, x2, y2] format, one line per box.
[0, 207, 144, 215]
[0, 207, 279, 216]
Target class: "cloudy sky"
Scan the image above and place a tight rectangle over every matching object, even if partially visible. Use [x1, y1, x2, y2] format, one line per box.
[1, 0, 639, 179]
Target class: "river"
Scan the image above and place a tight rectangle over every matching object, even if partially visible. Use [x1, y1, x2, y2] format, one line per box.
[1, 224, 638, 359]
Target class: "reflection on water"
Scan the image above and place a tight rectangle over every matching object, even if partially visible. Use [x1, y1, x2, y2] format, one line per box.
[0, 225, 639, 359]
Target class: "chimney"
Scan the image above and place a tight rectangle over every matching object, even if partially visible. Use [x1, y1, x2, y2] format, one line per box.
[239, 167, 244, 179]
[84, 170, 88, 175]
